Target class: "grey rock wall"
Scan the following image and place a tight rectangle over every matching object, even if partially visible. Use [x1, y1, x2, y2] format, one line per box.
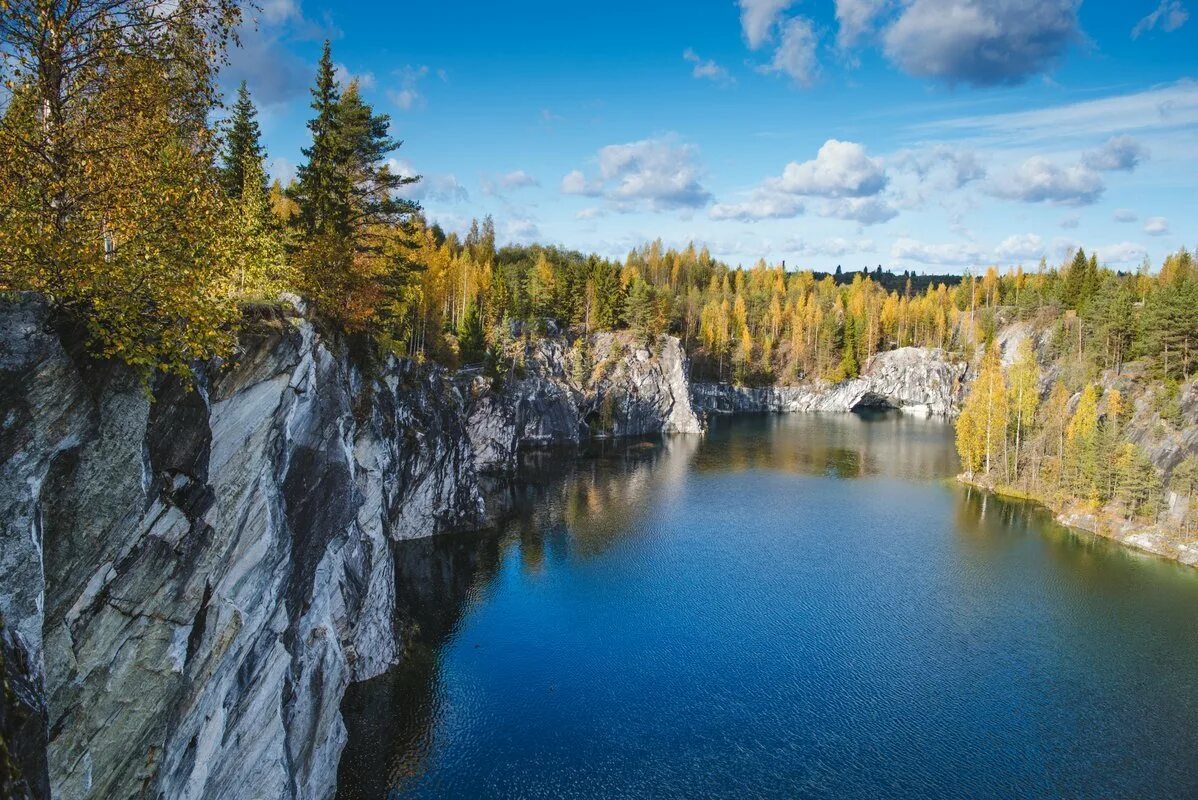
[0, 298, 482, 800]
[466, 332, 703, 473]
[0, 301, 704, 800]
[693, 347, 968, 418]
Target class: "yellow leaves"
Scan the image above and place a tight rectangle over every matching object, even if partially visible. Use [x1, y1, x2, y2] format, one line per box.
[1067, 385, 1099, 443]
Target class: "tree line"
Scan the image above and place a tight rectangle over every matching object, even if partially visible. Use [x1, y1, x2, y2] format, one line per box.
[1, 2, 1195, 405]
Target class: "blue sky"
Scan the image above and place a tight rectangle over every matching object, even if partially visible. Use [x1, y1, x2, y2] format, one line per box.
[224, 0, 1197, 272]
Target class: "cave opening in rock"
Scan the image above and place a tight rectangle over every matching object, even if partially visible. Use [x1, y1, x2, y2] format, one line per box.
[850, 392, 899, 413]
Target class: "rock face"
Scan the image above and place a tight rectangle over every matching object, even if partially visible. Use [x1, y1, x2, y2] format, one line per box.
[466, 332, 703, 473]
[0, 297, 483, 800]
[0, 300, 704, 800]
[692, 347, 968, 418]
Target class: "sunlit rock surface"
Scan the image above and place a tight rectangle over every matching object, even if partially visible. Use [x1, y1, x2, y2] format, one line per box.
[693, 347, 968, 418]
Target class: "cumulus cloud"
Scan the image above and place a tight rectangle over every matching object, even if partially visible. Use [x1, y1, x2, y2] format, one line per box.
[1132, 0, 1189, 37]
[891, 237, 984, 266]
[389, 65, 430, 111]
[892, 146, 986, 189]
[506, 218, 541, 243]
[576, 207, 606, 220]
[770, 139, 888, 198]
[482, 170, 539, 196]
[738, 0, 798, 48]
[883, 0, 1079, 87]
[560, 170, 602, 197]
[1082, 135, 1148, 171]
[334, 63, 376, 91]
[390, 159, 468, 204]
[990, 156, 1104, 205]
[835, 0, 891, 48]
[818, 197, 898, 225]
[1096, 242, 1148, 264]
[1113, 209, 1138, 223]
[683, 48, 734, 85]
[710, 192, 804, 221]
[562, 136, 713, 212]
[787, 236, 878, 258]
[1144, 217, 1170, 236]
[759, 16, 820, 86]
[995, 233, 1046, 261]
[1059, 214, 1080, 229]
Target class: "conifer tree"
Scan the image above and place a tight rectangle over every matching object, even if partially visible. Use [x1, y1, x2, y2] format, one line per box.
[457, 296, 486, 364]
[220, 82, 267, 200]
[293, 42, 346, 236]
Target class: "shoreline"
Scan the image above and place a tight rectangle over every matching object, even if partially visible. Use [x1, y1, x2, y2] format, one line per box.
[956, 475, 1198, 569]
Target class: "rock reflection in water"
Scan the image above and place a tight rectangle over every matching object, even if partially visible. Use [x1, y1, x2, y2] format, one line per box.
[336, 414, 1198, 800]
[696, 410, 959, 481]
[336, 435, 699, 799]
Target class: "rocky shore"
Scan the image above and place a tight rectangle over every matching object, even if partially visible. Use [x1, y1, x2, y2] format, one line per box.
[0, 297, 702, 800]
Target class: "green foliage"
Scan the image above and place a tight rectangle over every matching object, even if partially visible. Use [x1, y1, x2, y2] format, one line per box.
[220, 82, 267, 200]
[457, 297, 486, 364]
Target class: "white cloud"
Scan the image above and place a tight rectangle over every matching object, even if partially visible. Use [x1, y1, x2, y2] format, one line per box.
[738, 0, 798, 48]
[759, 16, 820, 87]
[258, 0, 300, 25]
[560, 170, 603, 197]
[818, 197, 898, 224]
[505, 218, 541, 243]
[995, 233, 1046, 262]
[891, 237, 985, 266]
[482, 170, 539, 196]
[835, 0, 890, 48]
[916, 81, 1198, 145]
[710, 192, 804, 221]
[989, 156, 1104, 205]
[390, 159, 469, 204]
[787, 236, 878, 258]
[1059, 213, 1080, 229]
[1113, 209, 1138, 223]
[1144, 217, 1170, 236]
[1082, 135, 1148, 171]
[1096, 242, 1149, 264]
[1132, 0, 1189, 38]
[334, 63, 376, 91]
[771, 139, 888, 197]
[892, 145, 986, 189]
[389, 65, 430, 111]
[563, 136, 712, 212]
[882, 0, 1079, 87]
[576, 207, 606, 220]
[683, 48, 734, 85]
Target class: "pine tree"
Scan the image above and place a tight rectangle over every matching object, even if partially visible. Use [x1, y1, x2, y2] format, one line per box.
[220, 82, 267, 200]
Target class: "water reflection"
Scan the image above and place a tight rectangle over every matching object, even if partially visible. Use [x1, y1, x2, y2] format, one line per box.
[696, 411, 960, 481]
[337, 413, 1198, 800]
[338, 435, 700, 799]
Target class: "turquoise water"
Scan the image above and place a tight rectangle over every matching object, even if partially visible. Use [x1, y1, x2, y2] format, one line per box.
[337, 413, 1198, 799]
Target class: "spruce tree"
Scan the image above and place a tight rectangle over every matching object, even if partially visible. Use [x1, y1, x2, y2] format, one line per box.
[293, 41, 346, 236]
[220, 82, 267, 200]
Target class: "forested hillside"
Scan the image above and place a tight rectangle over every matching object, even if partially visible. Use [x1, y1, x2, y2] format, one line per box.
[955, 248, 1198, 541]
[0, 7, 1194, 454]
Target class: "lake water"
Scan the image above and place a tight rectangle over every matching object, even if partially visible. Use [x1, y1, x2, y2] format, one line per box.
[337, 413, 1198, 800]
